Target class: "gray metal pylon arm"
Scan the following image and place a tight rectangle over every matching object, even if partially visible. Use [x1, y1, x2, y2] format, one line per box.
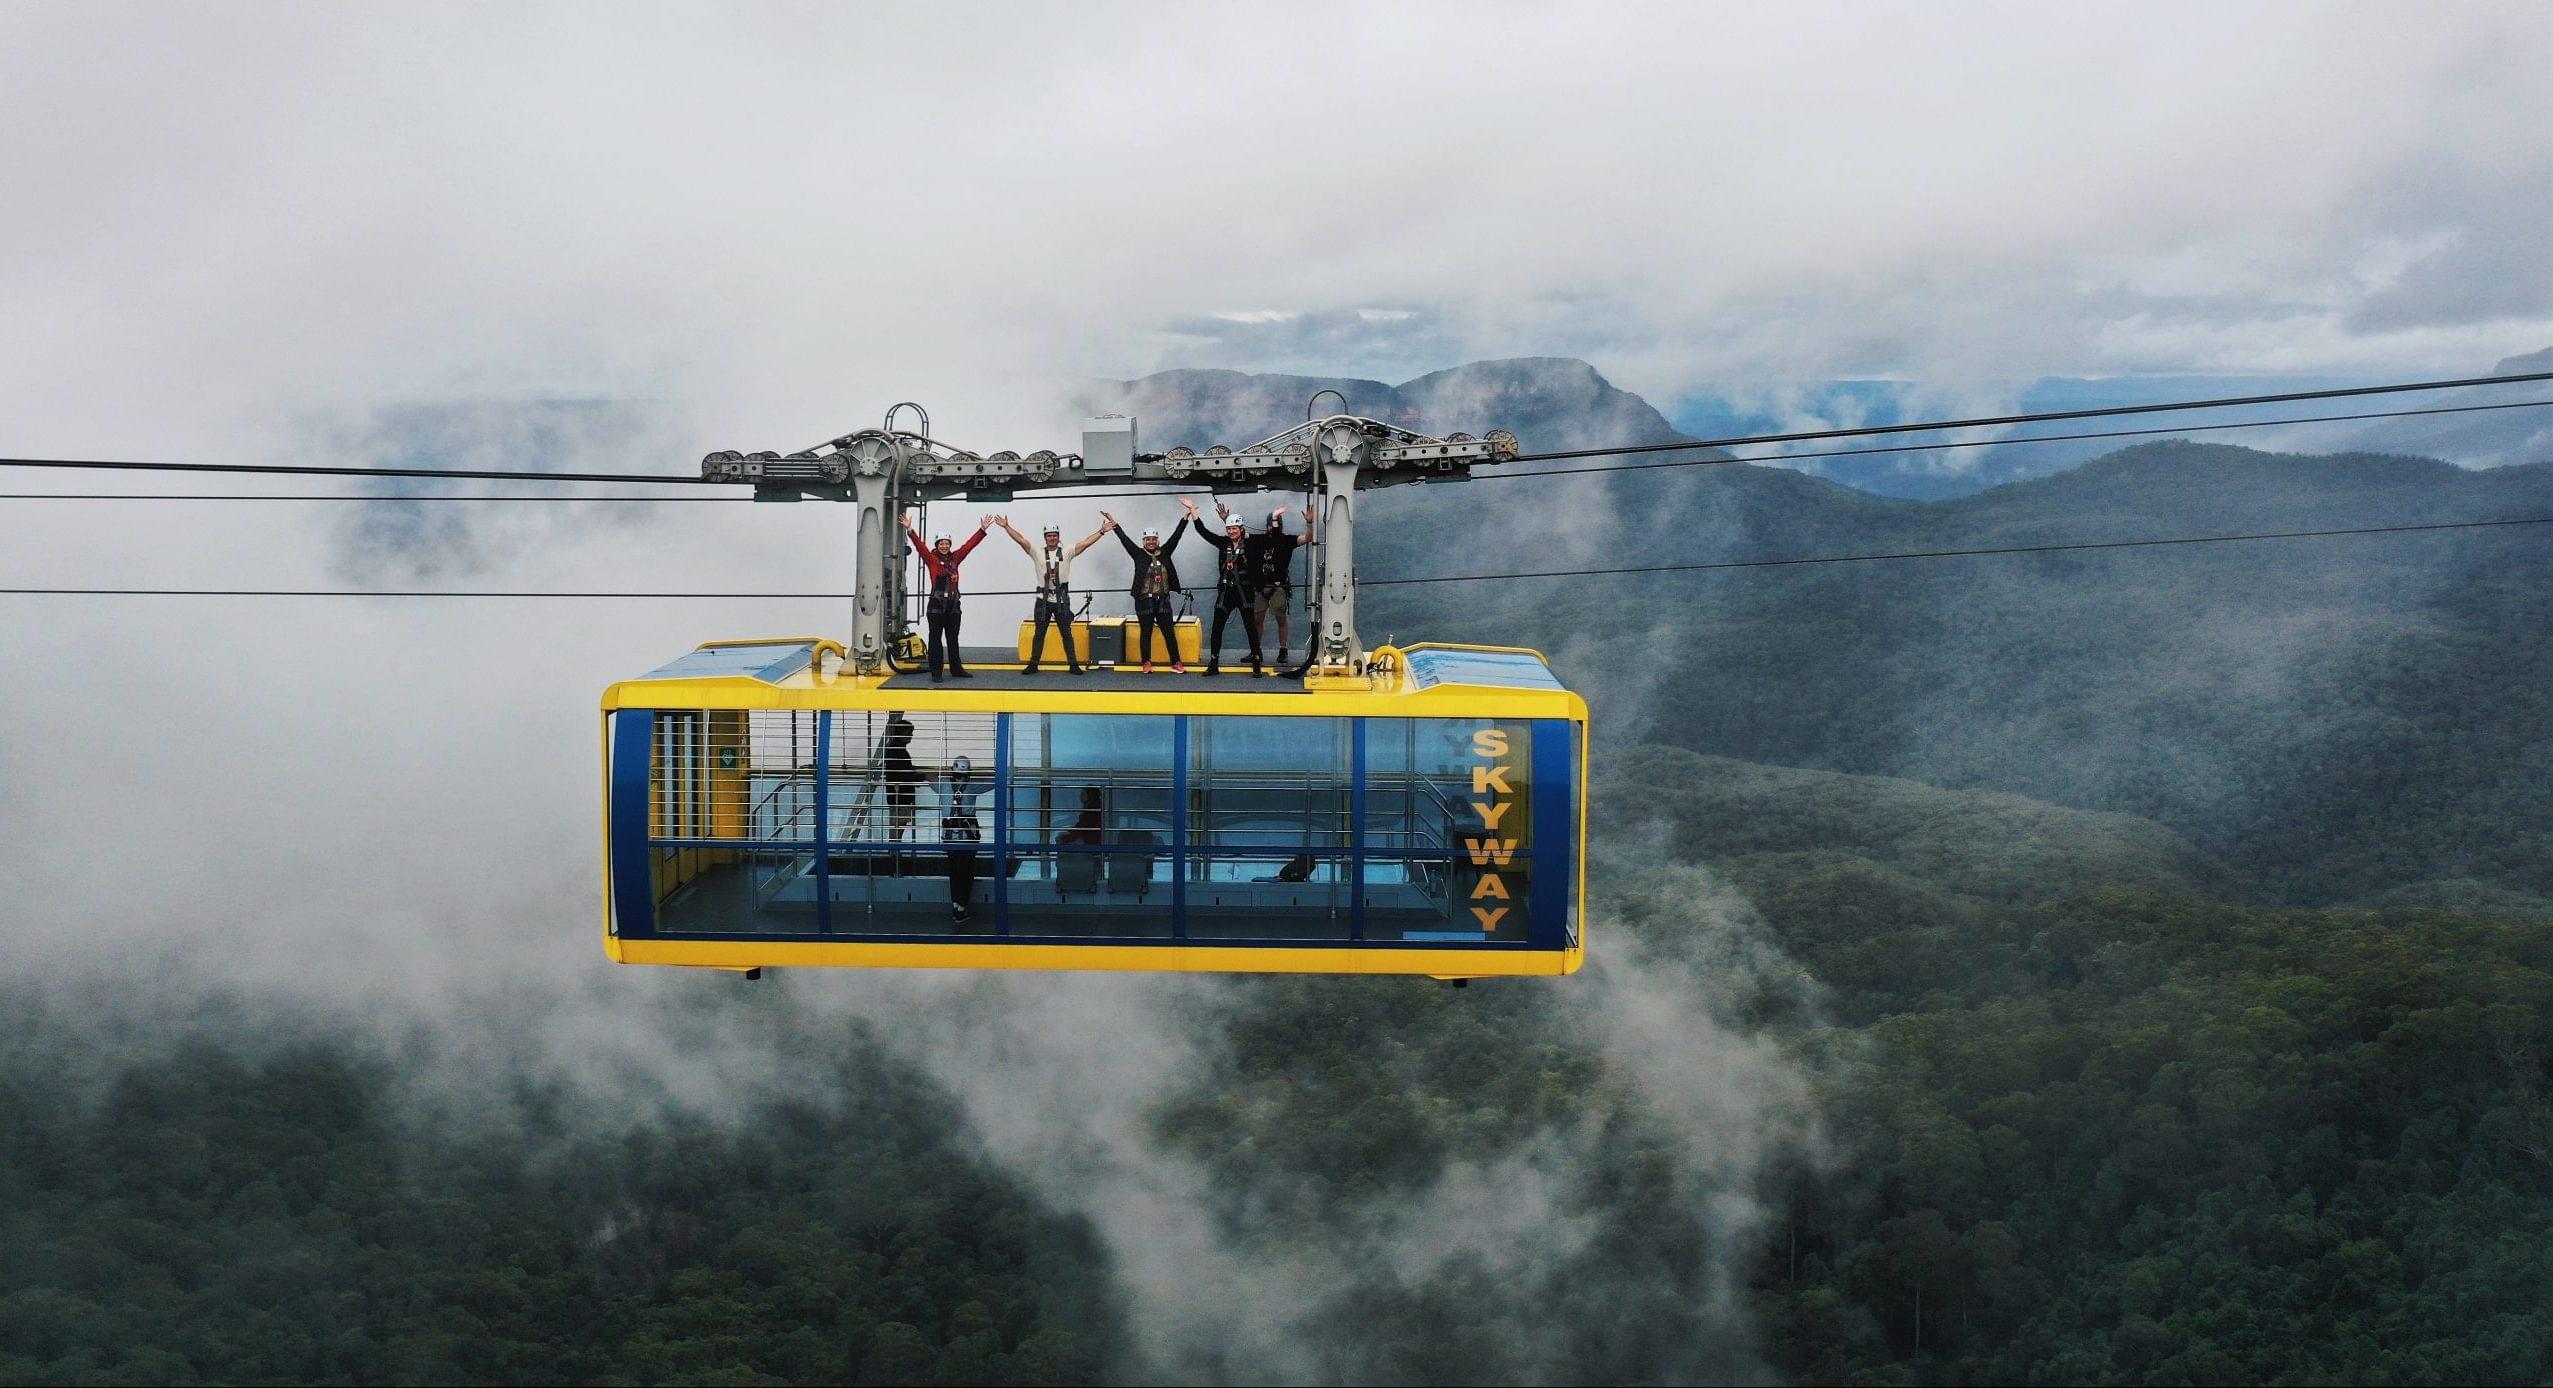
[698, 407, 1520, 674]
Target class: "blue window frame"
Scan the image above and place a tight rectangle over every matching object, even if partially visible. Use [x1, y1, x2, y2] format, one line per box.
[617, 708, 1575, 950]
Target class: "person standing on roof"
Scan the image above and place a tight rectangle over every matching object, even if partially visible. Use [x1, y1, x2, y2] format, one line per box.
[905, 511, 990, 683]
[1101, 509, 1189, 673]
[996, 513, 1105, 675]
[1230, 503, 1316, 667]
[1183, 496, 1264, 676]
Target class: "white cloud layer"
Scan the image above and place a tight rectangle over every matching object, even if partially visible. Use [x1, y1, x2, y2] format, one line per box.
[7, 0, 2553, 455]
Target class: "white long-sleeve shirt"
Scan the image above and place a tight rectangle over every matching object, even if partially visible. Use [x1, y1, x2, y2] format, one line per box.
[1030, 541, 1077, 598]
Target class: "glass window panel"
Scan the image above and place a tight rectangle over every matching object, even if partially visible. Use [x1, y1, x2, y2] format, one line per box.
[656, 845, 828, 936]
[648, 708, 826, 935]
[1181, 716, 1352, 939]
[823, 710, 1001, 936]
[1001, 714, 1175, 939]
[1183, 850, 1353, 941]
[1363, 718, 1535, 944]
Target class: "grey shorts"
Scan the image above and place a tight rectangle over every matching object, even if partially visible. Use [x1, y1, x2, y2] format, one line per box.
[1250, 584, 1291, 617]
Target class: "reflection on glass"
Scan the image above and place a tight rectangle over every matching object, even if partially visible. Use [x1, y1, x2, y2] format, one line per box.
[1361, 718, 1536, 942]
[1003, 714, 1177, 939]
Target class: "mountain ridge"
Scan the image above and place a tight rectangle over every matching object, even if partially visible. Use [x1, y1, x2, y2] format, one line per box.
[1097, 355, 2553, 911]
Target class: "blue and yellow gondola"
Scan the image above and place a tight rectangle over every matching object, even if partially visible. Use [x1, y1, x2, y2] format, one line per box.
[600, 641, 1587, 977]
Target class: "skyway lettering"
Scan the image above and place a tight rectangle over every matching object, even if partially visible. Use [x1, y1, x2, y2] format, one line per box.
[1465, 727, 1523, 938]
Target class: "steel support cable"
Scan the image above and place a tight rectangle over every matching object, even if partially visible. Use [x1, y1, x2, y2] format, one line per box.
[6, 515, 2546, 598]
[1482, 395, 2553, 483]
[5, 369, 2550, 492]
[5, 394, 2551, 503]
[1494, 369, 2553, 465]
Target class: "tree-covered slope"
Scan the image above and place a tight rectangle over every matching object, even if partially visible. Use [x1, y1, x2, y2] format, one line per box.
[0, 1003, 1119, 1387]
[1346, 417, 2553, 906]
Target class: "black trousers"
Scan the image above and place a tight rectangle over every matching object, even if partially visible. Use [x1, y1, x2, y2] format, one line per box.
[948, 850, 977, 913]
[1133, 597, 1177, 664]
[1208, 591, 1262, 666]
[926, 599, 964, 677]
[1029, 595, 1079, 668]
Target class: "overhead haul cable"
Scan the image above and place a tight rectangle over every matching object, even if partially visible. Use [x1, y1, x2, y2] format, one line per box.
[5, 370, 2551, 494]
[5, 395, 2550, 502]
[5, 515, 2545, 599]
[1495, 369, 2553, 465]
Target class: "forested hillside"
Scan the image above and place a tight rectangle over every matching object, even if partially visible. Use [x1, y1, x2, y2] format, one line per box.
[1332, 364, 2553, 910]
[0, 1000, 1120, 1385]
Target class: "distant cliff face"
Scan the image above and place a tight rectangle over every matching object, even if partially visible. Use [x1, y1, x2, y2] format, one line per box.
[2287, 343, 2553, 469]
[1079, 357, 1690, 455]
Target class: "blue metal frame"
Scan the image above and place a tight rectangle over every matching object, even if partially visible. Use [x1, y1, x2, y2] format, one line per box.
[814, 711, 833, 936]
[1529, 718, 1573, 949]
[1350, 717, 1369, 941]
[609, 710, 657, 937]
[993, 714, 1012, 936]
[616, 710, 1579, 954]
[1170, 714, 1189, 939]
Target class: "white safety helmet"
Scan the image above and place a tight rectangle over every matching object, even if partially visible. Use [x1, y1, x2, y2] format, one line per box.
[1141, 526, 1160, 541]
[1041, 519, 1061, 534]
[952, 754, 973, 777]
[933, 533, 952, 546]
[1224, 512, 1247, 530]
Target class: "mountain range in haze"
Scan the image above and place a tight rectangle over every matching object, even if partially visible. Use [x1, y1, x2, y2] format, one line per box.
[1085, 348, 2553, 499]
[1092, 352, 2553, 916]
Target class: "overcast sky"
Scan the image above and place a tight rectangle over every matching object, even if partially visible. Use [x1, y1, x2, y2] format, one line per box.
[7, 1, 2553, 457]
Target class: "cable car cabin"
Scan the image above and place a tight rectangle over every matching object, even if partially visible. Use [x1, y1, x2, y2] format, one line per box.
[600, 640, 1586, 978]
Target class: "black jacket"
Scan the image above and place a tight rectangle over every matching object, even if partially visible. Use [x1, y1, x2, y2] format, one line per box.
[1114, 518, 1188, 599]
[1199, 526, 1253, 597]
[1243, 529, 1303, 592]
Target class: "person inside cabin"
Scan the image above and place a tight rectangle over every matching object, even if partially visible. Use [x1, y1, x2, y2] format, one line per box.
[1183, 496, 1265, 676]
[995, 513, 1106, 675]
[1236, 503, 1316, 666]
[1056, 786, 1105, 846]
[1100, 509, 1189, 673]
[940, 755, 985, 923]
[879, 715, 921, 843]
[904, 510, 991, 682]
[1051, 784, 1105, 892]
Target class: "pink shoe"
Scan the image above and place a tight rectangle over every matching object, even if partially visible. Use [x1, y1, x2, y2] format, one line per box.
[1142, 662, 1154, 674]
[1172, 662, 1187, 674]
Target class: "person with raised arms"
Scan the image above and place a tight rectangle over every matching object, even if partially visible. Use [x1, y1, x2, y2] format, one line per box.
[904, 510, 991, 683]
[995, 513, 1106, 675]
[1101, 508, 1190, 674]
[1183, 496, 1265, 676]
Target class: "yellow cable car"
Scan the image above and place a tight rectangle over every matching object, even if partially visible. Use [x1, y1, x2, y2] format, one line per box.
[600, 641, 1586, 977]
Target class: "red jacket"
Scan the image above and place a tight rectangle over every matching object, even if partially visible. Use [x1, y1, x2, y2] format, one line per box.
[910, 526, 986, 599]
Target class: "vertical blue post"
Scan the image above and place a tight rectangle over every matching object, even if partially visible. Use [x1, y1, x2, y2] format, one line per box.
[993, 714, 1012, 936]
[1349, 717, 1368, 942]
[814, 711, 833, 936]
[1171, 715, 1189, 940]
[1529, 719, 1574, 950]
[609, 710, 657, 937]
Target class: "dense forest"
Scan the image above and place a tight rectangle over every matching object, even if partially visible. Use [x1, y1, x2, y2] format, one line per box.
[0, 1000, 1121, 1386]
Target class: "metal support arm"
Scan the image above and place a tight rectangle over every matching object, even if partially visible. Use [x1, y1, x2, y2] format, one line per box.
[700, 408, 1519, 676]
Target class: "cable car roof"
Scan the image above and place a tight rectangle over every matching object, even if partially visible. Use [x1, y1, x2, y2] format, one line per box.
[606, 639, 1584, 720]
